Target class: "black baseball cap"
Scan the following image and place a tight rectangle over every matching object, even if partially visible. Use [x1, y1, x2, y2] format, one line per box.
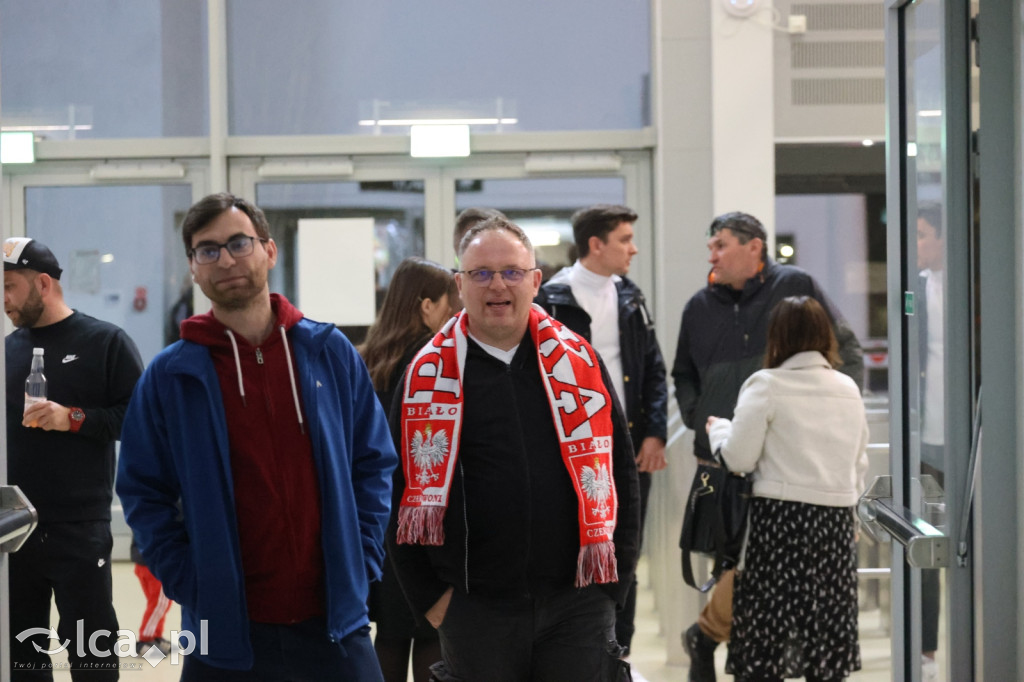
[3, 238, 63, 280]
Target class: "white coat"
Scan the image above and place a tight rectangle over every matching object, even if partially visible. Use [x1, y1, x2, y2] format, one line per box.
[707, 350, 869, 507]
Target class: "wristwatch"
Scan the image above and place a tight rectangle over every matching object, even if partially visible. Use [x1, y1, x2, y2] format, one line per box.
[68, 407, 85, 433]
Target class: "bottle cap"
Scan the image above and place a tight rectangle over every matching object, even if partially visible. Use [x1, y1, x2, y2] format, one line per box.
[32, 347, 43, 355]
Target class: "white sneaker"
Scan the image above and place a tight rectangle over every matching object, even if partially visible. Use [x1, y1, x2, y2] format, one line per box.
[922, 655, 940, 682]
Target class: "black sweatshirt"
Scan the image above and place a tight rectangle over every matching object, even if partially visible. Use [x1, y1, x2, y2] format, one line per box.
[6, 311, 143, 524]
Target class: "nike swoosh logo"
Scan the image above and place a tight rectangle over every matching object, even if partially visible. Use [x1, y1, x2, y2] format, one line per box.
[62, 355, 78, 364]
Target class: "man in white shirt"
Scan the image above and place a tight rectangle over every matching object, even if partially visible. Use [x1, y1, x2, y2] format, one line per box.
[535, 204, 668, 656]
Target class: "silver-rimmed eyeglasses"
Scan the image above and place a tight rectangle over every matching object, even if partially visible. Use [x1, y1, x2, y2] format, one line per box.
[189, 235, 267, 265]
[458, 268, 538, 286]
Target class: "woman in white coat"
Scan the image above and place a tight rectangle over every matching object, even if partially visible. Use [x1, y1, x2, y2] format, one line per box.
[707, 295, 868, 682]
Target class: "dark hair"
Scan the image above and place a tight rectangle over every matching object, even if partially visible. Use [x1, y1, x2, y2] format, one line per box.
[763, 296, 841, 369]
[360, 257, 458, 391]
[917, 202, 943, 238]
[181, 193, 271, 254]
[571, 204, 638, 258]
[454, 207, 507, 254]
[708, 211, 767, 261]
[458, 216, 534, 257]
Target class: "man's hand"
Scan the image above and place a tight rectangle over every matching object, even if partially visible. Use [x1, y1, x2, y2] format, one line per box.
[635, 436, 667, 473]
[426, 586, 454, 629]
[23, 400, 71, 431]
[705, 416, 719, 433]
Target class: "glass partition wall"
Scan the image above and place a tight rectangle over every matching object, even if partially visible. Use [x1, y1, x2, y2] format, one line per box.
[886, 1, 977, 680]
[0, 5, 654, 679]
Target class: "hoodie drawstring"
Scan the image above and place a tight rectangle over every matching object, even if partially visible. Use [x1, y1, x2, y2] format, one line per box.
[223, 326, 304, 434]
[280, 325, 305, 435]
[225, 330, 246, 407]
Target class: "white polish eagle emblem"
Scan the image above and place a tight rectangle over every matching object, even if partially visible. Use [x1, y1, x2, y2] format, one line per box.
[411, 424, 449, 487]
[580, 458, 612, 518]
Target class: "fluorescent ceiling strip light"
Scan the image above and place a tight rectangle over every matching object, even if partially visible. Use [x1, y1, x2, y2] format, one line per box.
[257, 159, 355, 177]
[359, 117, 517, 126]
[524, 229, 563, 247]
[1, 124, 93, 132]
[917, 110, 943, 117]
[90, 162, 185, 180]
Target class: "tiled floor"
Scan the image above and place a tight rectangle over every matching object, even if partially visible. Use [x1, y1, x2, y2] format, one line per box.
[48, 563, 182, 681]
[42, 559, 905, 681]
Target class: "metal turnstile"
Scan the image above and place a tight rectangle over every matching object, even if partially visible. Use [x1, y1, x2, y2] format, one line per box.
[0, 485, 37, 554]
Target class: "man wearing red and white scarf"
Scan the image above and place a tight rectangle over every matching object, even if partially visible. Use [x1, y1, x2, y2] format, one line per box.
[387, 217, 640, 682]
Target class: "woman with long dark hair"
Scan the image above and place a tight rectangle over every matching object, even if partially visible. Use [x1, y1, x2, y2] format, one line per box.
[360, 256, 458, 682]
[706, 295, 868, 681]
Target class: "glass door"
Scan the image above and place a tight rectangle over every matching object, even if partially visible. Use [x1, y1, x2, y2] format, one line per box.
[452, 176, 627, 278]
[886, 1, 976, 680]
[8, 165, 208, 366]
[232, 152, 654, 343]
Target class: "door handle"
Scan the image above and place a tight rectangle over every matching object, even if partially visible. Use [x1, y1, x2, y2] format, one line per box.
[956, 385, 982, 567]
[858, 474, 951, 568]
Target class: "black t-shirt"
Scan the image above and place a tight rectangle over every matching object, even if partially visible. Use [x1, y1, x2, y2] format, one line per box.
[6, 311, 143, 524]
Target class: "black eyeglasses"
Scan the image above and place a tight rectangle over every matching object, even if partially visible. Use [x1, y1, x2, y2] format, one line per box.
[190, 235, 267, 265]
[458, 268, 538, 286]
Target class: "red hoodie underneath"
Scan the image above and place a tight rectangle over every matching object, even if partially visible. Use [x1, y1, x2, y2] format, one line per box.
[180, 294, 325, 624]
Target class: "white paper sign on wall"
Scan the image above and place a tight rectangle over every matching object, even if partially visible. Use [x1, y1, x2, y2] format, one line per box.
[297, 217, 375, 325]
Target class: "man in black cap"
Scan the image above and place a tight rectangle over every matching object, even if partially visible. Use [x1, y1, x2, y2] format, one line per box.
[3, 237, 144, 680]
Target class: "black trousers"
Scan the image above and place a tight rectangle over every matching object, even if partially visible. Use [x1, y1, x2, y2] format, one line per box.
[430, 585, 619, 682]
[615, 470, 651, 654]
[181, 621, 383, 682]
[920, 456, 944, 654]
[9, 521, 119, 681]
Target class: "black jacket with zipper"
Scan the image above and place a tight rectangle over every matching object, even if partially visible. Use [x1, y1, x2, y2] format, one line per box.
[386, 332, 640, 618]
[672, 260, 864, 459]
[535, 272, 668, 450]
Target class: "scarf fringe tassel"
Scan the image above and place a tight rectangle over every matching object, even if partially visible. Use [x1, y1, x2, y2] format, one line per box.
[397, 506, 446, 546]
[575, 540, 618, 587]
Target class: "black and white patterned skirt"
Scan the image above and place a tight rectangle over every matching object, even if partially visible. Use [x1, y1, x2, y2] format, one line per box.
[726, 497, 861, 680]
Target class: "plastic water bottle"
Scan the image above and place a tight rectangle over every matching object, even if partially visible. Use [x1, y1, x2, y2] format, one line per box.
[24, 347, 46, 427]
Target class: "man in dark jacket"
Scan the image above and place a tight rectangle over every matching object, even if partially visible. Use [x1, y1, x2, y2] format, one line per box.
[672, 211, 863, 682]
[535, 204, 667, 656]
[388, 217, 640, 682]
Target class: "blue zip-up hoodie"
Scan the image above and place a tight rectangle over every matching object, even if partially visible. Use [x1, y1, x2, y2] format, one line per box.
[116, 299, 397, 669]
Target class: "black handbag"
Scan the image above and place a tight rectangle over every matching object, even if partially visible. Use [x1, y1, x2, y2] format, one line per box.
[679, 451, 752, 592]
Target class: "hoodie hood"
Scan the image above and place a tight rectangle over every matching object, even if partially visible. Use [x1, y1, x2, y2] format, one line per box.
[180, 293, 307, 432]
[180, 293, 303, 347]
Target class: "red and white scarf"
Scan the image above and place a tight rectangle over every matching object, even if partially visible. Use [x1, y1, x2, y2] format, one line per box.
[397, 305, 619, 587]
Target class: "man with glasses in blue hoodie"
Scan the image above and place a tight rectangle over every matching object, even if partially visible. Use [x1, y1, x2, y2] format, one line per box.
[117, 193, 397, 681]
